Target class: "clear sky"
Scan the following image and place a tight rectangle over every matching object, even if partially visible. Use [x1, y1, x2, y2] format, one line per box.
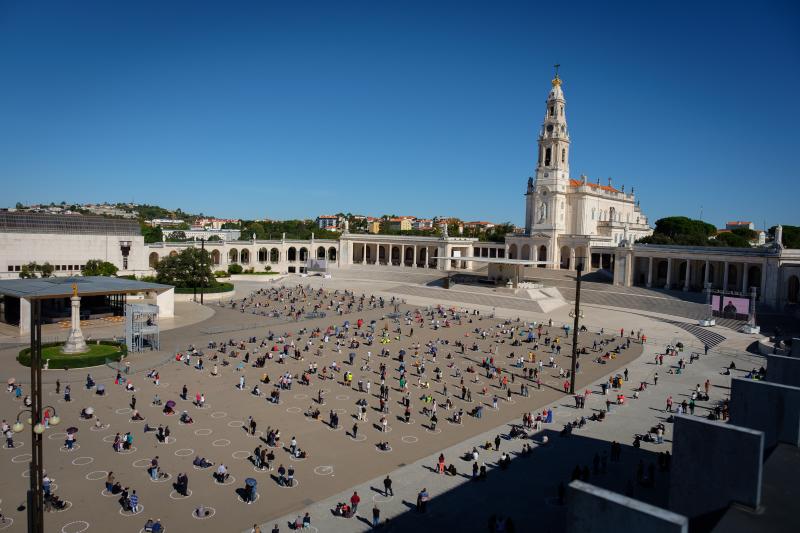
[1, 0, 798, 228]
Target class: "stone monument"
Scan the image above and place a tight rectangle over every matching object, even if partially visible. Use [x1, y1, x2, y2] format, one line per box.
[63, 283, 88, 354]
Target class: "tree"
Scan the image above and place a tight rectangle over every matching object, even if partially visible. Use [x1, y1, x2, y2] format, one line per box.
[166, 231, 187, 241]
[18, 262, 53, 278]
[141, 225, 163, 244]
[713, 232, 751, 248]
[154, 247, 216, 289]
[82, 260, 119, 277]
[769, 225, 800, 248]
[207, 235, 222, 241]
[637, 216, 716, 246]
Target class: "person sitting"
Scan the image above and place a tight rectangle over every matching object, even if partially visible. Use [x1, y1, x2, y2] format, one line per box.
[446, 464, 457, 476]
[334, 502, 352, 518]
[152, 394, 162, 406]
[376, 441, 390, 451]
[131, 410, 144, 421]
[179, 411, 193, 424]
[95, 384, 105, 395]
[213, 464, 229, 483]
[46, 493, 67, 511]
[86, 375, 96, 389]
[294, 448, 307, 459]
[251, 385, 261, 396]
[125, 382, 135, 392]
[194, 504, 210, 517]
[80, 407, 93, 419]
[193, 456, 213, 468]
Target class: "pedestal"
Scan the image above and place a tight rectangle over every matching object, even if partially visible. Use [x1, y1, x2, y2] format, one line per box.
[63, 296, 88, 354]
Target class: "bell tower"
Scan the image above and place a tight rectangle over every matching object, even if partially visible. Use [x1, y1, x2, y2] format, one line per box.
[530, 66, 570, 233]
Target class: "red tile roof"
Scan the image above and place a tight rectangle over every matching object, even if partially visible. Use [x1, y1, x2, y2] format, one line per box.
[569, 179, 620, 194]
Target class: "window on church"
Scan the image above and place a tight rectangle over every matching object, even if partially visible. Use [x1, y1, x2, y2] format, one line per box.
[561, 148, 565, 162]
[544, 148, 551, 166]
[549, 106, 554, 116]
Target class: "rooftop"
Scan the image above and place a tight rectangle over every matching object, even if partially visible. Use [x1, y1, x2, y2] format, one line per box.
[0, 276, 172, 299]
[0, 212, 141, 236]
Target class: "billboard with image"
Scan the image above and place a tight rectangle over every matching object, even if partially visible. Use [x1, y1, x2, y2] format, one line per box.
[711, 294, 750, 319]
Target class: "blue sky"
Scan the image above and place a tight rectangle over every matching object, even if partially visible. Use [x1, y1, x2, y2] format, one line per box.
[1, 0, 798, 228]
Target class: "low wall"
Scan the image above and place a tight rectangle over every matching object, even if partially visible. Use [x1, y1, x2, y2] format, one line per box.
[730, 378, 800, 449]
[173, 290, 235, 302]
[567, 481, 687, 533]
[669, 415, 764, 518]
[228, 274, 287, 282]
[767, 354, 800, 387]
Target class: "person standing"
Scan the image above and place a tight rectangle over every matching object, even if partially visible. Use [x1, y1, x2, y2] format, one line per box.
[350, 491, 361, 514]
[494, 435, 501, 451]
[416, 488, 429, 513]
[129, 490, 139, 512]
[383, 475, 393, 496]
[372, 505, 380, 528]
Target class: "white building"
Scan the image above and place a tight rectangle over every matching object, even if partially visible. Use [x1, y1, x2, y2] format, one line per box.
[315, 215, 339, 231]
[0, 212, 147, 278]
[506, 71, 652, 270]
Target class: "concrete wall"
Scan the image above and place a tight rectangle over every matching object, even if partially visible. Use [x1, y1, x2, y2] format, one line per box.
[729, 378, 800, 449]
[767, 354, 800, 387]
[669, 415, 764, 518]
[0, 233, 147, 279]
[567, 481, 688, 533]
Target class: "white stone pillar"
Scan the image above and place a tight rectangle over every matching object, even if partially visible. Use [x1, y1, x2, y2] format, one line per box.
[742, 264, 749, 293]
[723, 261, 729, 292]
[646, 256, 653, 288]
[704, 260, 710, 286]
[156, 288, 175, 318]
[683, 259, 691, 291]
[19, 297, 31, 336]
[569, 248, 576, 271]
[63, 295, 88, 354]
[412, 246, 417, 268]
[664, 258, 672, 289]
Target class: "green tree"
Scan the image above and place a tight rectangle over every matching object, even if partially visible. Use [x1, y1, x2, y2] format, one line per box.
[713, 232, 751, 248]
[141, 225, 163, 244]
[18, 262, 53, 278]
[154, 247, 216, 289]
[166, 230, 187, 241]
[769, 225, 800, 248]
[82, 260, 119, 277]
[637, 216, 716, 246]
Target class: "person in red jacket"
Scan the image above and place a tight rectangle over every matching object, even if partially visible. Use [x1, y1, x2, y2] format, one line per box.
[350, 491, 360, 514]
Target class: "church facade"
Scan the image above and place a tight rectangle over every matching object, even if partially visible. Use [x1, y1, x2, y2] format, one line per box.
[506, 72, 652, 270]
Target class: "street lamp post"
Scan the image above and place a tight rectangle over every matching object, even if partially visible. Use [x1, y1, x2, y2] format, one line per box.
[200, 238, 205, 305]
[569, 262, 584, 394]
[25, 298, 48, 533]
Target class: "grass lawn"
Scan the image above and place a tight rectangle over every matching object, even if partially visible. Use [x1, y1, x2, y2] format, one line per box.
[18, 342, 125, 369]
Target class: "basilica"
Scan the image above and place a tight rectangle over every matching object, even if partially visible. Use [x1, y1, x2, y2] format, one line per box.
[506, 71, 652, 270]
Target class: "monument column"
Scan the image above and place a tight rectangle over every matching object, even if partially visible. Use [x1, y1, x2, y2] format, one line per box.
[646, 257, 653, 288]
[683, 259, 691, 291]
[63, 284, 88, 354]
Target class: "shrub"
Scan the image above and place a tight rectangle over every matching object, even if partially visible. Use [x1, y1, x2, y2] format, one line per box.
[265, 265, 272, 272]
[214, 270, 228, 278]
[227, 264, 243, 274]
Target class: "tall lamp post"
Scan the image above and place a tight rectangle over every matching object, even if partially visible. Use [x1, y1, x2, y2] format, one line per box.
[200, 238, 206, 305]
[568, 261, 585, 394]
[21, 299, 56, 533]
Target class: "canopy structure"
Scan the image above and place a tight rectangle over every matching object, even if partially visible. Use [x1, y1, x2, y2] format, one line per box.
[0, 276, 174, 335]
[432, 256, 556, 287]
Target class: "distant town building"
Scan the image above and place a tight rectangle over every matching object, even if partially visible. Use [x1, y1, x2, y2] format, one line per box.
[195, 218, 240, 230]
[412, 218, 434, 231]
[367, 218, 382, 234]
[464, 221, 496, 231]
[147, 218, 186, 228]
[182, 228, 241, 241]
[725, 221, 755, 231]
[388, 217, 413, 232]
[315, 215, 339, 231]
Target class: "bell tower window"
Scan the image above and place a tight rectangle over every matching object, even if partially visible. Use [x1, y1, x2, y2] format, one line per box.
[544, 148, 552, 166]
[549, 106, 554, 117]
[561, 148, 566, 162]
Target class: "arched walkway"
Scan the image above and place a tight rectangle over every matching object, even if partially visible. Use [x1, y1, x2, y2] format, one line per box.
[270, 248, 279, 263]
[169, 250, 178, 258]
[537, 245, 547, 268]
[228, 249, 238, 263]
[299, 247, 308, 262]
[327, 247, 337, 262]
[788, 275, 800, 304]
[508, 244, 517, 260]
[521, 244, 531, 261]
[210, 249, 220, 266]
[287, 247, 297, 262]
[148, 252, 159, 268]
[391, 246, 401, 266]
[316, 246, 326, 260]
[559, 246, 570, 269]
[240, 249, 250, 264]
[403, 246, 413, 266]
[257, 248, 268, 262]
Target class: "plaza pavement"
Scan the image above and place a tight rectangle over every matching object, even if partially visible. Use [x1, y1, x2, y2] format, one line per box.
[0, 273, 764, 533]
